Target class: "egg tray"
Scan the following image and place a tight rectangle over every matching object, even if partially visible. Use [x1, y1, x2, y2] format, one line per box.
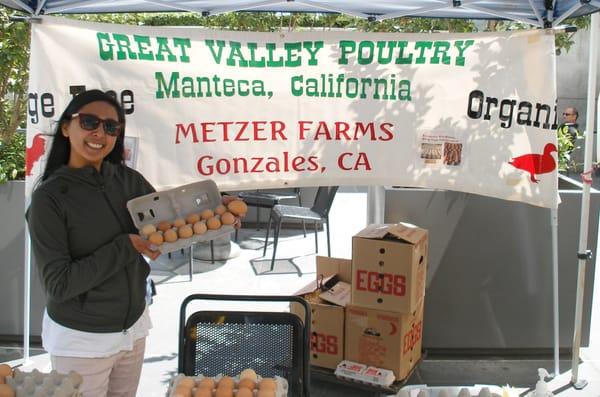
[127, 180, 235, 255]
[5, 368, 82, 397]
[166, 374, 288, 397]
[398, 385, 509, 397]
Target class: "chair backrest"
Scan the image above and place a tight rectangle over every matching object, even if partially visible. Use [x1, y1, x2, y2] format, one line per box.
[310, 186, 339, 218]
[179, 294, 311, 397]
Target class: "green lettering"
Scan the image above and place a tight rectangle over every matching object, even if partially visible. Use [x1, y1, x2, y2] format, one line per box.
[96, 32, 114, 61]
[181, 77, 195, 97]
[395, 41, 412, 64]
[304, 41, 323, 66]
[266, 43, 284, 67]
[454, 40, 475, 66]
[227, 41, 248, 67]
[155, 37, 176, 62]
[205, 40, 226, 64]
[155, 71, 180, 98]
[284, 42, 302, 67]
[377, 41, 396, 64]
[358, 41, 374, 65]
[338, 40, 356, 65]
[414, 41, 432, 64]
[431, 41, 451, 65]
[113, 33, 136, 60]
[133, 35, 154, 61]
[247, 43, 266, 67]
[173, 38, 192, 63]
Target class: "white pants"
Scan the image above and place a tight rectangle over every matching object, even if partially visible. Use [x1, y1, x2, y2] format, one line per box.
[51, 337, 145, 397]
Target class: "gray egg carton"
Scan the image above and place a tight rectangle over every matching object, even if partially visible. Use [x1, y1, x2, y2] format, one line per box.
[166, 373, 288, 397]
[6, 368, 82, 397]
[397, 385, 507, 397]
[126, 180, 234, 254]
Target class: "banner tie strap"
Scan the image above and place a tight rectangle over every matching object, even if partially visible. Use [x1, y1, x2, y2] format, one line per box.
[581, 169, 594, 184]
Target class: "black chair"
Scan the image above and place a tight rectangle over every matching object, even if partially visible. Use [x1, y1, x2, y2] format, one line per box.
[238, 188, 302, 229]
[262, 186, 338, 272]
[178, 294, 311, 397]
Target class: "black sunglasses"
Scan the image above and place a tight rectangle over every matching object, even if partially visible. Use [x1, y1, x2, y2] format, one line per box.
[71, 113, 123, 136]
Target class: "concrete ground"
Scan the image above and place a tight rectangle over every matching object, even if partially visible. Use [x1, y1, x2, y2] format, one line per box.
[3, 186, 600, 396]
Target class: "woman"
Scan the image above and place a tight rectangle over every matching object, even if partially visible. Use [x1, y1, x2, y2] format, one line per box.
[26, 89, 161, 397]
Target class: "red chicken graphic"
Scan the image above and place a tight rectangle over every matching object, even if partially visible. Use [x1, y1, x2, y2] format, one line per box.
[25, 133, 47, 177]
[509, 143, 557, 183]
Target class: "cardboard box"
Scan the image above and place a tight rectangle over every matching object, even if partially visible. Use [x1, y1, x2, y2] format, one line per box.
[351, 223, 428, 314]
[344, 301, 424, 380]
[292, 256, 351, 369]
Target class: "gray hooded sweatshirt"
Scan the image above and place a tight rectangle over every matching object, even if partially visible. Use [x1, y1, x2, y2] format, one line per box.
[26, 161, 154, 333]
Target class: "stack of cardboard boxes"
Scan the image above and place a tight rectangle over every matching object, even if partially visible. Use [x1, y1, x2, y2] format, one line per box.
[295, 223, 428, 382]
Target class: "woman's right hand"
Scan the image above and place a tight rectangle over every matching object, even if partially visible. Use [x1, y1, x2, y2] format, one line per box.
[129, 234, 161, 260]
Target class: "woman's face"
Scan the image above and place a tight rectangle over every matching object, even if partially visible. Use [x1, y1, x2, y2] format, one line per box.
[61, 101, 120, 170]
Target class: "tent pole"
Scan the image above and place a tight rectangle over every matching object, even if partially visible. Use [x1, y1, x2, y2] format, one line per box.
[570, 11, 599, 389]
[551, 208, 559, 376]
[23, 231, 31, 364]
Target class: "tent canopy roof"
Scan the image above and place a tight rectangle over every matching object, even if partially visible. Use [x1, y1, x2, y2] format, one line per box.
[1, 0, 600, 27]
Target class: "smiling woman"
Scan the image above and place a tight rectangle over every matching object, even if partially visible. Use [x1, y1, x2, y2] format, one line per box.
[25, 89, 161, 397]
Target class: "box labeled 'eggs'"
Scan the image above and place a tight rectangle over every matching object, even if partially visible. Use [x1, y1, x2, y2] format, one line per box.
[292, 256, 351, 370]
[351, 223, 427, 314]
[127, 180, 238, 254]
[344, 300, 424, 380]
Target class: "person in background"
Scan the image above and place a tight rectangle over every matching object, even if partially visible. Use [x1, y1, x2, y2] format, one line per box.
[558, 106, 580, 151]
[26, 89, 160, 397]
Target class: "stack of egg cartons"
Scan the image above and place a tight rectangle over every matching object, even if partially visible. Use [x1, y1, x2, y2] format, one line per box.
[0, 364, 82, 397]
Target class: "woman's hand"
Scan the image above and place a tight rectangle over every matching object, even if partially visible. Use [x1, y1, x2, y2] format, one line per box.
[129, 234, 161, 260]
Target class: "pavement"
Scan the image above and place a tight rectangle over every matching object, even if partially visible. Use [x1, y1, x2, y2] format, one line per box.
[3, 186, 600, 397]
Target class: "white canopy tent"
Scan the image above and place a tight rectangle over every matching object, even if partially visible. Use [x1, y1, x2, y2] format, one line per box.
[2, 0, 599, 390]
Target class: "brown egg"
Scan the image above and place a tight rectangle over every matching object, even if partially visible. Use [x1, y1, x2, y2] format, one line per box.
[196, 377, 215, 390]
[178, 377, 196, 389]
[220, 212, 236, 225]
[206, 217, 221, 230]
[194, 388, 212, 397]
[258, 378, 276, 391]
[257, 389, 276, 397]
[148, 231, 164, 246]
[235, 388, 253, 397]
[214, 204, 227, 215]
[200, 209, 215, 220]
[164, 228, 178, 243]
[173, 218, 187, 228]
[193, 221, 207, 235]
[217, 376, 235, 389]
[186, 213, 200, 224]
[172, 385, 192, 397]
[227, 200, 248, 216]
[215, 387, 233, 397]
[157, 220, 172, 232]
[0, 365, 11, 378]
[0, 384, 14, 397]
[141, 224, 157, 236]
[239, 368, 256, 382]
[178, 225, 193, 239]
[237, 378, 255, 390]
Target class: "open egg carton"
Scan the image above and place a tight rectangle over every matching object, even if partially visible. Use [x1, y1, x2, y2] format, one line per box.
[397, 385, 515, 397]
[4, 368, 83, 397]
[127, 180, 237, 255]
[166, 371, 288, 397]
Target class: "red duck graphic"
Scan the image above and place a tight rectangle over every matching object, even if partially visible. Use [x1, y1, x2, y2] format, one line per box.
[509, 143, 557, 183]
[25, 133, 47, 177]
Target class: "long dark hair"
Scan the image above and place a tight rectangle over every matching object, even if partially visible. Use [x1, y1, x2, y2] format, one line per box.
[41, 89, 127, 181]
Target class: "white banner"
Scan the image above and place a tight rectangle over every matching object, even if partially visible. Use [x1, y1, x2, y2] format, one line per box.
[26, 16, 558, 208]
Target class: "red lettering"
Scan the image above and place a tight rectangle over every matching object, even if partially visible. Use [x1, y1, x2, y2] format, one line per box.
[403, 320, 423, 354]
[311, 333, 339, 355]
[356, 270, 368, 291]
[175, 123, 198, 144]
[355, 271, 406, 297]
[298, 120, 312, 140]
